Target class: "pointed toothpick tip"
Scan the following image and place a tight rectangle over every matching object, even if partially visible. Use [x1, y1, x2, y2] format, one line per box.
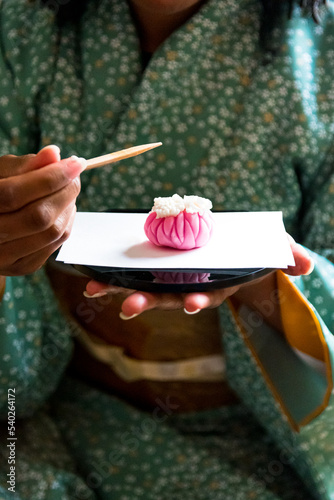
[84, 141, 163, 171]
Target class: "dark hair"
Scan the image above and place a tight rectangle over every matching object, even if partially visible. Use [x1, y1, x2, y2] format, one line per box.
[258, 0, 327, 53]
[261, 0, 327, 24]
[39, 0, 92, 25]
[40, 0, 327, 25]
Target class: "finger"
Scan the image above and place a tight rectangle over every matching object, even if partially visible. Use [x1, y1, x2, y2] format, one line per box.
[0, 203, 76, 265]
[183, 293, 211, 313]
[0, 155, 85, 213]
[120, 292, 159, 317]
[285, 235, 314, 276]
[1, 222, 75, 276]
[120, 292, 189, 318]
[84, 281, 135, 298]
[0, 145, 61, 178]
[0, 176, 81, 242]
[183, 286, 240, 312]
[23, 145, 61, 172]
[120, 287, 240, 319]
[0, 154, 35, 178]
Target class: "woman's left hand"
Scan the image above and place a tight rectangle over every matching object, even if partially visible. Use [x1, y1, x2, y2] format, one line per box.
[84, 235, 314, 320]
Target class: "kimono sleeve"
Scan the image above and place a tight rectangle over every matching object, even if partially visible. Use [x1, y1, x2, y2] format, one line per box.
[0, 2, 73, 419]
[223, 1, 334, 432]
[223, 143, 334, 432]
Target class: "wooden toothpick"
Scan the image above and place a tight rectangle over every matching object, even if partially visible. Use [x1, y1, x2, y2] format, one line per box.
[84, 142, 162, 171]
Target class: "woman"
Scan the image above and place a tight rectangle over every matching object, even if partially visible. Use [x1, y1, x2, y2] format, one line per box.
[0, 0, 333, 498]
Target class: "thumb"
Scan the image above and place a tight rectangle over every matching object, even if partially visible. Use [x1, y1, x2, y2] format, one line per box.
[284, 235, 314, 276]
[0, 145, 61, 178]
[22, 145, 61, 172]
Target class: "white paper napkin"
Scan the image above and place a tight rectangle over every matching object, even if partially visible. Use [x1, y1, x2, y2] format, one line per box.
[56, 211, 295, 270]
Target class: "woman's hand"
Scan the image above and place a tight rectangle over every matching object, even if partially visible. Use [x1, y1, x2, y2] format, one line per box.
[0, 145, 86, 276]
[85, 281, 242, 319]
[84, 233, 314, 322]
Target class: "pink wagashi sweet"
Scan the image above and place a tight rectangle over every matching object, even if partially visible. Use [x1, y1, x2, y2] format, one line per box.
[144, 194, 214, 250]
[152, 271, 211, 284]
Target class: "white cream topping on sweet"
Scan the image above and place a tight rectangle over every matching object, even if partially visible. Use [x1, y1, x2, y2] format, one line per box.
[151, 194, 212, 218]
[183, 195, 212, 213]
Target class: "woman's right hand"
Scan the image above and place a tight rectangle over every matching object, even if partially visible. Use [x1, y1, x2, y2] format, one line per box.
[0, 145, 86, 276]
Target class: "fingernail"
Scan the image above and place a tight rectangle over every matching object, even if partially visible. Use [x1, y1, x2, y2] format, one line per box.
[119, 312, 140, 320]
[304, 258, 315, 276]
[44, 144, 60, 156]
[66, 155, 87, 177]
[70, 155, 87, 167]
[83, 291, 108, 298]
[184, 308, 201, 315]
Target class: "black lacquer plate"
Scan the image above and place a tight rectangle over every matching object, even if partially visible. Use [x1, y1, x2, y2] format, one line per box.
[73, 264, 273, 293]
[70, 209, 274, 292]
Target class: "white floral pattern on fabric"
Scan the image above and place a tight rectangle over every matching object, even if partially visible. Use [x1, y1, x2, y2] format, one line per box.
[0, 0, 333, 499]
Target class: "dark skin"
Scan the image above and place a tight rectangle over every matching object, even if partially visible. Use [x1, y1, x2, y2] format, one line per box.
[129, 0, 208, 52]
[0, 147, 85, 277]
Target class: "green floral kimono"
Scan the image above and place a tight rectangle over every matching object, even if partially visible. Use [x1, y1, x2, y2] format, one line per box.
[0, 0, 334, 499]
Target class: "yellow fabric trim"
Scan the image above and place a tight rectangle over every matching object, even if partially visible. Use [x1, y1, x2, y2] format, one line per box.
[228, 270, 333, 431]
[228, 296, 300, 431]
[277, 270, 333, 427]
[278, 271, 325, 361]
